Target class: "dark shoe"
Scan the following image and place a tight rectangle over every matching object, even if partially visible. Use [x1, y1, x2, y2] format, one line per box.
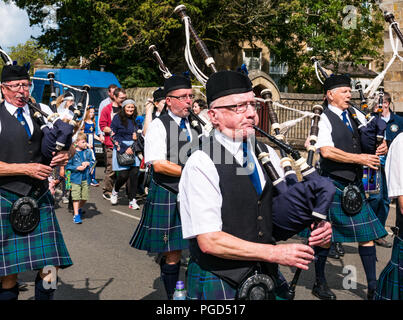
[312, 281, 337, 300]
[335, 242, 345, 256]
[328, 244, 340, 259]
[367, 288, 375, 300]
[374, 238, 392, 248]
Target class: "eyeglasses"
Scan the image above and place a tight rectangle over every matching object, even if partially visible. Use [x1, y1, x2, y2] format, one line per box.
[167, 94, 195, 101]
[2, 83, 31, 92]
[213, 101, 260, 114]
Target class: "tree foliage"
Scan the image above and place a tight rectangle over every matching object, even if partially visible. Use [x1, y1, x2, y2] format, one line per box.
[7, 0, 384, 92]
[0, 40, 54, 76]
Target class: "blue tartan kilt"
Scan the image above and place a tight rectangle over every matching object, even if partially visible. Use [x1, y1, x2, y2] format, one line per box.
[328, 178, 387, 243]
[0, 188, 73, 277]
[129, 179, 188, 253]
[186, 260, 291, 300]
[375, 236, 403, 300]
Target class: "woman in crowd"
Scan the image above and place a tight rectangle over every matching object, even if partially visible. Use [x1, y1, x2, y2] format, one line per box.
[110, 99, 143, 209]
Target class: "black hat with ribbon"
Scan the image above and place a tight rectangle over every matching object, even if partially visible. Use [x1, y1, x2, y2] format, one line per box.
[1, 65, 30, 82]
[153, 88, 165, 102]
[323, 74, 351, 92]
[164, 74, 192, 96]
[206, 70, 252, 107]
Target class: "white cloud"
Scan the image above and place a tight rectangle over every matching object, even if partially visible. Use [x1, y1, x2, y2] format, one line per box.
[0, 1, 42, 49]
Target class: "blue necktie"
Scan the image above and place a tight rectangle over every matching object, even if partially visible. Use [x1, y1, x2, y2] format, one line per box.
[16, 108, 31, 138]
[179, 118, 190, 141]
[242, 142, 262, 196]
[341, 111, 353, 133]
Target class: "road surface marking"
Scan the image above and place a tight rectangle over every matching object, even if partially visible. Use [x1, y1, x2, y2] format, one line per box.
[111, 209, 140, 220]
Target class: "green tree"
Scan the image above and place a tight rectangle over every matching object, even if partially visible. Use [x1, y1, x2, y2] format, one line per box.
[7, 0, 384, 92]
[0, 40, 54, 76]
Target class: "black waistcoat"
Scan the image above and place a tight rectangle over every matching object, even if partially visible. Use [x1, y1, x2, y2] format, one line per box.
[320, 108, 362, 182]
[189, 136, 278, 287]
[152, 112, 199, 194]
[0, 102, 45, 196]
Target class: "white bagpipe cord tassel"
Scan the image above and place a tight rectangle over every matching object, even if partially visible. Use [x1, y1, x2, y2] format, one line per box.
[365, 23, 403, 98]
[184, 17, 209, 86]
[314, 61, 324, 85]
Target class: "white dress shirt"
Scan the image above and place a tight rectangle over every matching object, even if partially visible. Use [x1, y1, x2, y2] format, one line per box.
[316, 104, 367, 149]
[0, 101, 54, 135]
[144, 109, 193, 164]
[179, 129, 284, 239]
[385, 132, 403, 198]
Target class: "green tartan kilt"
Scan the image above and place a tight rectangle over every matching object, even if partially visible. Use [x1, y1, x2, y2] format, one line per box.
[328, 178, 387, 243]
[0, 188, 73, 277]
[129, 179, 188, 253]
[375, 236, 403, 300]
[186, 260, 291, 300]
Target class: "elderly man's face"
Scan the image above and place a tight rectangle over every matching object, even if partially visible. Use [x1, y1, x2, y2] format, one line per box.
[1, 79, 30, 107]
[165, 88, 193, 118]
[327, 86, 351, 110]
[208, 91, 258, 140]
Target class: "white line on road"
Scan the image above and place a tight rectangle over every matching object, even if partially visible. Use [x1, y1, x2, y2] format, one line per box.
[111, 209, 140, 220]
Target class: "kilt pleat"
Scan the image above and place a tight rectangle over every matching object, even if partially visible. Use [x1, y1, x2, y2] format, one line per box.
[375, 236, 403, 300]
[0, 189, 73, 276]
[186, 260, 237, 300]
[129, 179, 188, 253]
[328, 179, 387, 243]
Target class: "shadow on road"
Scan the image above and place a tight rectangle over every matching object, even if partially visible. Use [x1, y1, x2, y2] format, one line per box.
[54, 277, 115, 300]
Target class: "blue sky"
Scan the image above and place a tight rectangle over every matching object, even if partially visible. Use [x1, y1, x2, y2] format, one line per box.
[0, 1, 42, 49]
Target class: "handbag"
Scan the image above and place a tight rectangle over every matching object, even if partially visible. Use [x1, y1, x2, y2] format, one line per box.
[117, 148, 135, 166]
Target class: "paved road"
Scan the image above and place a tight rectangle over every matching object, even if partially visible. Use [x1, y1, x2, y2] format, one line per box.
[17, 167, 396, 300]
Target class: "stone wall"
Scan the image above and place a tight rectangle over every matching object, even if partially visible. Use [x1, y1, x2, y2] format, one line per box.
[383, 0, 403, 112]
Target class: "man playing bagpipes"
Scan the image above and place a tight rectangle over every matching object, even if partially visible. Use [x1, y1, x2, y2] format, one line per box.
[0, 64, 73, 300]
[178, 70, 333, 300]
[315, 74, 388, 300]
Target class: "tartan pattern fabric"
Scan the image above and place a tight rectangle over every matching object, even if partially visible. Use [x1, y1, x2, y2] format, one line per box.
[186, 260, 290, 300]
[327, 178, 387, 243]
[186, 260, 238, 300]
[0, 188, 73, 276]
[375, 236, 403, 300]
[129, 179, 188, 253]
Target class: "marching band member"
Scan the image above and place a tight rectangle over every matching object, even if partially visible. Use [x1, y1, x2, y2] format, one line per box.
[314, 74, 388, 300]
[130, 74, 199, 299]
[375, 131, 403, 300]
[367, 91, 401, 248]
[179, 70, 332, 300]
[0, 65, 72, 300]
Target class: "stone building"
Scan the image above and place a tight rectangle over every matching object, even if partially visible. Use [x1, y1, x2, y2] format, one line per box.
[382, 0, 403, 112]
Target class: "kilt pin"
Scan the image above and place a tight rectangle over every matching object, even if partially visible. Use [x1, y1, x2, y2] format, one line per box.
[129, 178, 188, 253]
[0, 188, 73, 277]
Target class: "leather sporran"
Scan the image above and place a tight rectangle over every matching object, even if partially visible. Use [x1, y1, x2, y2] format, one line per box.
[341, 184, 363, 216]
[10, 197, 40, 235]
[237, 270, 276, 300]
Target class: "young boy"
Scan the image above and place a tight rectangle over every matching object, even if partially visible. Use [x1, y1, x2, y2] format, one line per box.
[65, 133, 95, 224]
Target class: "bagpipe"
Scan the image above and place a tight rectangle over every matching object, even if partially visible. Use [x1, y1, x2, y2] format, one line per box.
[148, 44, 212, 137]
[174, 4, 336, 300]
[313, 58, 386, 195]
